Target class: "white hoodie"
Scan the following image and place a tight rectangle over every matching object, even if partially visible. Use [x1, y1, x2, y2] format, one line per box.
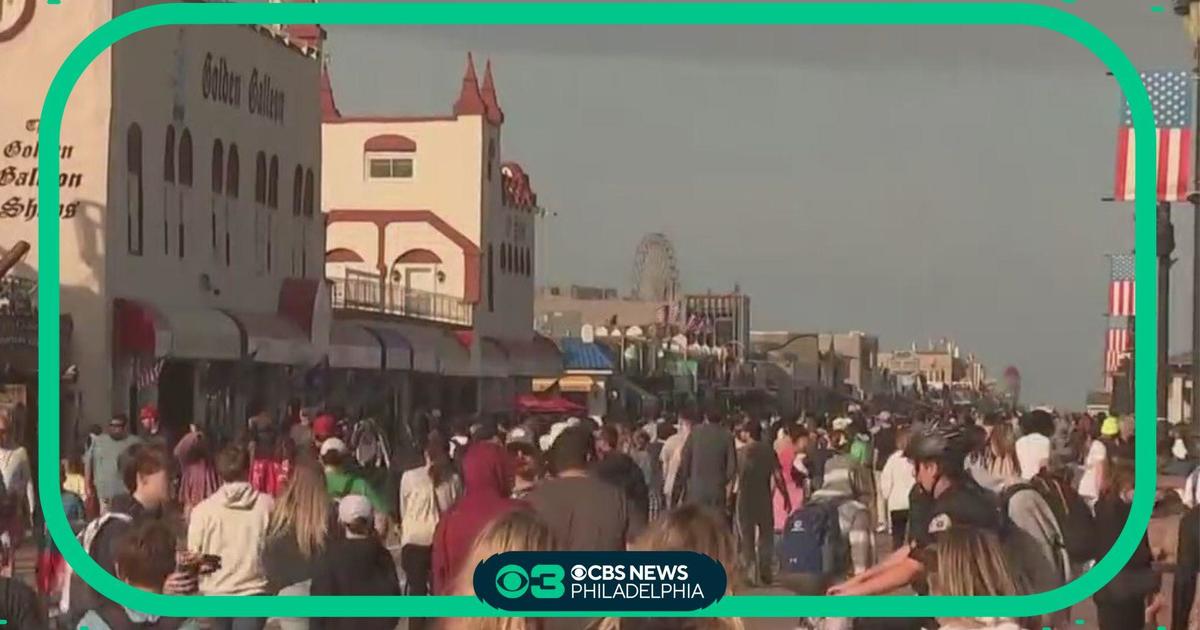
[187, 481, 274, 595]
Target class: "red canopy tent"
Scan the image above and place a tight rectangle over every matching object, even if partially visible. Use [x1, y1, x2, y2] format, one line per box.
[516, 393, 586, 414]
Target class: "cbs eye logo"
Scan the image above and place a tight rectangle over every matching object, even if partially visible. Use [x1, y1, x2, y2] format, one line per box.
[494, 564, 565, 599]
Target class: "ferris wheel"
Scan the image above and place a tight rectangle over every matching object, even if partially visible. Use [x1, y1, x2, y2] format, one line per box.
[632, 232, 680, 302]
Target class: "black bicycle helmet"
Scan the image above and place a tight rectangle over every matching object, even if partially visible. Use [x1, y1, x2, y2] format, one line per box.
[904, 420, 970, 466]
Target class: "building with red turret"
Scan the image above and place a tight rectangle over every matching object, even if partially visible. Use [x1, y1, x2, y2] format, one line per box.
[322, 53, 560, 416]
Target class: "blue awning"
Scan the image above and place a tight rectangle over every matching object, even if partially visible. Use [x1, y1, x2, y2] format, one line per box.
[559, 338, 614, 372]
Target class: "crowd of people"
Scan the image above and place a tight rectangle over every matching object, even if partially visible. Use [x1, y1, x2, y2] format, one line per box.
[0, 401, 1196, 630]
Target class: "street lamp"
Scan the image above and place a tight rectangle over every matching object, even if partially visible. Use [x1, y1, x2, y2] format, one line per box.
[1175, 0, 1200, 451]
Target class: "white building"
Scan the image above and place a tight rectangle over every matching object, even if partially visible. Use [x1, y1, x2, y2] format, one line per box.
[2, 1, 326, 441]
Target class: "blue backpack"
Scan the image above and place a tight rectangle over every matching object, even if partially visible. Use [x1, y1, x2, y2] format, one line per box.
[776, 499, 847, 576]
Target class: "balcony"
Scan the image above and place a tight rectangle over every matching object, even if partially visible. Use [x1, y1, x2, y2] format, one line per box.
[330, 271, 473, 327]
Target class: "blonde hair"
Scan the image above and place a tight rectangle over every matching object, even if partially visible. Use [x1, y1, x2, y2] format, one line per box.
[615, 505, 744, 630]
[265, 461, 330, 559]
[928, 527, 1032, 598]
[443, 509, 558, 630]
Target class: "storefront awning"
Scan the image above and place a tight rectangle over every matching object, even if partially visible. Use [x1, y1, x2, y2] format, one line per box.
[364, 325, 413, 372]
[532, 374, 600, 394]
[516, 392, 586, 414]
[225, 310, 312, 365]
[114, 299, 241, 360]
[479, 336, 510, 378]
[558, 337, 614, 373]
[328, 321, 382, 370]
[502, 336, 563, 377]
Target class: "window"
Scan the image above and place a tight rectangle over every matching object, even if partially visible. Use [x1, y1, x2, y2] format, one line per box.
[500, 243, 508, 272]
[303, 169, 314, 275]
[268, 155, 279, 209]
[211, 140, 224, 255]
[162, 126, 175, 256]
[163, 126, 176, 183]
[292, 166, 303, 217]
[254, 152, 266, 273]
[225, 145, 239, 267]
[254, 152, 266, 204]
[487, 244, 495, 312]
[367, 156, 413, 179]
[487, 139, 495, 182]
[178, 129, 193, 259]
[126, 124, 144, 255]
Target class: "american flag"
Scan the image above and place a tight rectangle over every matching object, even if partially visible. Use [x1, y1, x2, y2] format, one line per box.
[135, 357, 166, 390]
[1108, 253, 1136, 317]
[1114, 70, 1194, 202]
[1105, 326, 1132, 374]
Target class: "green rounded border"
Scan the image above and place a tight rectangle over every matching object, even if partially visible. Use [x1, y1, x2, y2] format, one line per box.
[36, 1, 1159, 619]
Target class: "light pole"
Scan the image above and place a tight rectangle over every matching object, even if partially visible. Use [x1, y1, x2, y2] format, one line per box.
[1179, 0, 1200, 448]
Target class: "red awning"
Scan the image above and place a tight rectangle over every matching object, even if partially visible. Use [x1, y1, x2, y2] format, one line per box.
[516, 393, 585, 414]
[113, 299, 241, 360]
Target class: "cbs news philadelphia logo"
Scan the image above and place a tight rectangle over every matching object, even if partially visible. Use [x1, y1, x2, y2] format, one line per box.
[475, 551, 726, 612]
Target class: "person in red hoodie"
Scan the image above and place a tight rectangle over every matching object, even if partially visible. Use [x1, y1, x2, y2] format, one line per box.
[430, 441, 524, 594]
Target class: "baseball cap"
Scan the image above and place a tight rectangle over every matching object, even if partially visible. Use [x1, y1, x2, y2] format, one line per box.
[1101, 416, 1120, 437]
[337, 494, 373, 524]
[320, 437, 348, 456]
[139, 404, 159, 421]
[507, 426, 533, 445]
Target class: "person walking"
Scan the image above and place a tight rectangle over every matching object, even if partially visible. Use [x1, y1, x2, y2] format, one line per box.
[319, 438, 389, 533]
[431, 441, 524, 594]
[734, 418, 789, 587]
[398, 433, 459, 630]
[187, 445, 274, 630]
[773, 424, 809, 532]
[594, 424, 650, 528]
[671, 410, 737, 514]
[877, 426, 915, 550]
[986, 422, 1020, 484]
[309, 495, 402, 630]
[1078, 416, 1119, 507]
[262, 461, 335, 630]
[1093, 457, 1162, 630]
[927, 527, 1038, 630]
[661, 410, 695, 508]
[0, 408, 33, 553]
[529, 426, 639, 552]
[86, 414, 141, 515]
[174, 424, 218, 517]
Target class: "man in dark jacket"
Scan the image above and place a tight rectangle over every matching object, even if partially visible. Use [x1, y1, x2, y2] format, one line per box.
[671, 410, 737, 514]
[311, 495, 401, 630]
[593, 424, 650, 526]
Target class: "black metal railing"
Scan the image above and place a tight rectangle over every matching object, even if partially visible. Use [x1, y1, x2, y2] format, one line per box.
[330, 273, 473, 326]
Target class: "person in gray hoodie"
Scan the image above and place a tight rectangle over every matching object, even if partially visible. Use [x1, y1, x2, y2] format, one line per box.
[187, 444, 274, 630]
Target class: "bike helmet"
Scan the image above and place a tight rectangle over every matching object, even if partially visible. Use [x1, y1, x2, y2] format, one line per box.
[904, 420, 970, 467]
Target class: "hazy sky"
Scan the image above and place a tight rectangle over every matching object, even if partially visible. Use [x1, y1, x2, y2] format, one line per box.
[325, 0, 1193, 406]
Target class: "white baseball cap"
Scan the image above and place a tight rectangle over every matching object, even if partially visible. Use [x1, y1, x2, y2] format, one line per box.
[320, 437, 348, 456]
[337, 494, 373, 524]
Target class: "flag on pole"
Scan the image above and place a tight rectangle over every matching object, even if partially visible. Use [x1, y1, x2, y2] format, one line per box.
[1114, 70, 1194, 202]
[1108, 253, 1136, 317]
[1105, 326, 1132, 374]
[136, 357, 166, 390]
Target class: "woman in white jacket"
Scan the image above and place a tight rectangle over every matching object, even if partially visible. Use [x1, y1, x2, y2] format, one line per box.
[877, 426, 914, 550]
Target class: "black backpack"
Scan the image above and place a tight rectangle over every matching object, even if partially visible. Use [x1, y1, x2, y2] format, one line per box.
[1030, 471, 1097, 563]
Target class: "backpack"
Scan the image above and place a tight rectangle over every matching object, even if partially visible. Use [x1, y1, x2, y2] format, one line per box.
[60, 511, 133, 615]
[776, 499, 847, 577]
[1030, 472, 1097, 563]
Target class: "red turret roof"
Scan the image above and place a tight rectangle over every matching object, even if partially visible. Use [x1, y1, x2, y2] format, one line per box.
[453, 53, 487, 117]
[320, 64, 341, 120]
[480, 60, 505, 125]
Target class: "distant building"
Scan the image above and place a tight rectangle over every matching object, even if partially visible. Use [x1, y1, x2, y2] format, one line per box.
[535, 284, 670, 339]
[684, 292, 751, 362]
[879, 338, 987, 393]
[819, 331, 880, 398]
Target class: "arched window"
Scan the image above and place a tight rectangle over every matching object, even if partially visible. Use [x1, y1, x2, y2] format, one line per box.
[226, 144, 240, 199]
[487, 244, 495, 312]
[500, 243, 508, 272]
[163, 125, 175, 184]
[292, 166, 303, 217]
[211, 140, 224, 194]
[178, 130, 193, 187]
[268, 155, 279, 209]
[487, 139, 496, 182]
[523, 248, 531, 276]
[211, 140, 224, 256]
[126, 124, 144, 255]
[254, 152, 266, 204]
[177, 129, 193, 259]
[224, 144, 239, 266]
[303, 168, 314, 218]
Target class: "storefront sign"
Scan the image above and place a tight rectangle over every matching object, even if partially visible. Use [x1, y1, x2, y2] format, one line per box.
[0, 0, 35, 43]
[1, 119, 84, 221]
[202, 53, 286, 124]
